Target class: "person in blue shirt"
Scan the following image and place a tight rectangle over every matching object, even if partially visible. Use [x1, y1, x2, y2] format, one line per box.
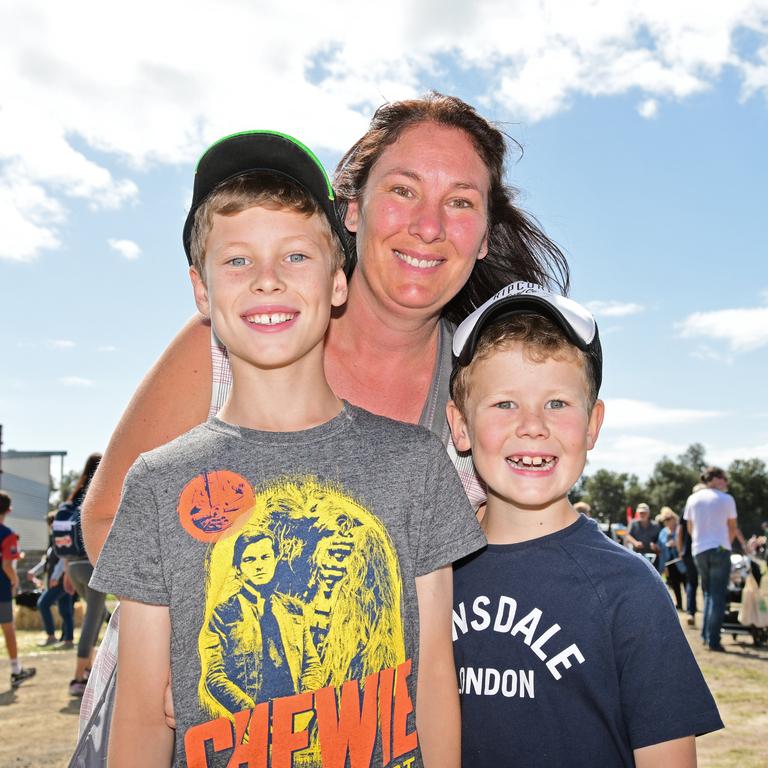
[657, 507, 686, 611]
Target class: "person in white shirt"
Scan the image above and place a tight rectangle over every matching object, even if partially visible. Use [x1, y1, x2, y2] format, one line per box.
[683, 467, 737, 652]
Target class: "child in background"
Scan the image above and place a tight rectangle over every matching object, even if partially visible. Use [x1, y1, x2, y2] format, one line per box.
[28, 511, 75, 648]
[0, 490, 37, 687]
[447, 282, 722, 767]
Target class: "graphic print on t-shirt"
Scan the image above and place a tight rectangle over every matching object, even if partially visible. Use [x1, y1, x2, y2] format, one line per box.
[178, 474, 417, 768]
[177, 469, 255, 541]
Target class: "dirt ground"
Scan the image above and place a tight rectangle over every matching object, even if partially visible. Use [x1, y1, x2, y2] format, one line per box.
[1, 611, 767, 767]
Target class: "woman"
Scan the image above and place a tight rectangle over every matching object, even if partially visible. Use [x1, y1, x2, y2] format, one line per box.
[657, 507, 686, 611]
[64, 452, 108, 696]
[83, 92, 568, 560]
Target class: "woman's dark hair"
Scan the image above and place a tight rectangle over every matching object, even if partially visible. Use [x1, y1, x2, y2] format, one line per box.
[333, 92, 570, 323]
[700, 466, 727, 485]
[67, 452, 102, 505]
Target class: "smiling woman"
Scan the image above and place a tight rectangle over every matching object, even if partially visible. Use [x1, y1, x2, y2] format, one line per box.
[82, 91, 569, 561]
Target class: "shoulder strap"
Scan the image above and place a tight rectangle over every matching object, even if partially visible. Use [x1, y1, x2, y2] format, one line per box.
[418, 319, 454, 446]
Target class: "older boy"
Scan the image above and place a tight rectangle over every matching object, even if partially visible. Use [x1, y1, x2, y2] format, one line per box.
[447, 282, 722, 767]
[91, 131, 484, 767]
[0, 490, 37, 688]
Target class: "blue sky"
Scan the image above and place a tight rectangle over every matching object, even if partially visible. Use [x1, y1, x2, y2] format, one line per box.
[1, 1, 767, 481]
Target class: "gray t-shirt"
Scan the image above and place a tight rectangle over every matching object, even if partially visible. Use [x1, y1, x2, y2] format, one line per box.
[209, 320, 488, 509]
[92, 403, 485, 768]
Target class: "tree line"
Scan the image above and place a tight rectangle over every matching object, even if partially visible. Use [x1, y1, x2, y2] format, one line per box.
[570, 443, 768, 536]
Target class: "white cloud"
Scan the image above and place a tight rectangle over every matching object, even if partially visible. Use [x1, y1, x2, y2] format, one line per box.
[588, 398, 752, 476]
[602, 398, 724, 429]
[59, 376, 94, 387]
[740, 42, 768, 100]
[589, 434, 687, 477]
[96, 345, 117, 353]
[1, 1, 767, 261]
[678, 307, 768, 352]
[0, 180, 63, 262]
[46, 339, 75, 349]
[689, 345, 731, 363]
[710, 440, 768, 467]
[637, 98, 659, 118]
[587, 300, 646, 317]
[108, 238, 141, 260]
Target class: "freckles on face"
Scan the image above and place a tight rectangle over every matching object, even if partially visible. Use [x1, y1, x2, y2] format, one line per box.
[347, 122, 490, 314]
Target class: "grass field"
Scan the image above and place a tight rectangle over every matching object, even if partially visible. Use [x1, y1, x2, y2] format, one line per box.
[2, 599, 768, 766]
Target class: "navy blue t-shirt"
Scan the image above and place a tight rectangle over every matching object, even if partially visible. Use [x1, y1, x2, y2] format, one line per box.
[453, 515, 722, 767]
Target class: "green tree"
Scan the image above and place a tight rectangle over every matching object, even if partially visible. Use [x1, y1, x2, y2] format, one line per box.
[728, 458, 768, 536]
[568, 476, 587, 504]
[624, 474, 645, 513]
[583, 470, 630, 523]
[50, 469, 79, 509]
[644, 444, 705, 515]
[679, 442, 707, 475]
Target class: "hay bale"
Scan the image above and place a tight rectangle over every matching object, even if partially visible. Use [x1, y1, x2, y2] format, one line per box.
[14, 602, 85, 631]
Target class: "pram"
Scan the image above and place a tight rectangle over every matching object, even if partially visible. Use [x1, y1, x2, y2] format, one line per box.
[721, 553, 768, 647]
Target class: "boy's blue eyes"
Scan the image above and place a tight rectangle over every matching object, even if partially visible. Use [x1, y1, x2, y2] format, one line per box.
[226, 253, 307, 266]
[493, 399, 568, 410]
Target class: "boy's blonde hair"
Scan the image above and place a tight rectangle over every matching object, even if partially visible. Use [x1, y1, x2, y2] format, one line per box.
[451, 313, 598, 413]
[190, 171, 345, 277]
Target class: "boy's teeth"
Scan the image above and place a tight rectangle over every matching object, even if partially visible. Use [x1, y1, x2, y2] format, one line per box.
[246, 312, 295, 325]
[508, 455, 556, 470]
[395, 250, 441, 269]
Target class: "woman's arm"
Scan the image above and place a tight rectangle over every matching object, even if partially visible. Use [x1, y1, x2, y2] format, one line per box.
[82, 314, 212, 561]
[109, 600, 174, 767]
[415, 565, 460, 768]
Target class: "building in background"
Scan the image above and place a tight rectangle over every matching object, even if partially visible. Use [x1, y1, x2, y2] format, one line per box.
[1, 449, 66, 549]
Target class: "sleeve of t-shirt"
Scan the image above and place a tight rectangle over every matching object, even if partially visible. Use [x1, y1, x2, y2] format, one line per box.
[1, 531, 20, 561]
[90, 456, 169, 605]
[612, 564, 723, 748]
[413, 432, 486, 577]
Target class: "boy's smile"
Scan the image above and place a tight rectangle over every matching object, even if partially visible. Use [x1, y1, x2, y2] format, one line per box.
[190, 205, 347, 373]
[448, 343, 604, 533]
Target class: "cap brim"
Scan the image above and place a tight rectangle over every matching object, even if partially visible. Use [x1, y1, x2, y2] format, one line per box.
[450, 282, 603, 398]
[455, 294, 593, 366]
[183, 131, 348, 266]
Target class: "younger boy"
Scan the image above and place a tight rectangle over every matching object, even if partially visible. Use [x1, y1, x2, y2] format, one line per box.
[447, 283, 722, 767]
[0, 490, 37, 688]
[91, 131, 484, 767]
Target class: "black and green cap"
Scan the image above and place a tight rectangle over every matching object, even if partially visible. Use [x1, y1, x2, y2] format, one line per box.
[183, 130, 349, 266]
